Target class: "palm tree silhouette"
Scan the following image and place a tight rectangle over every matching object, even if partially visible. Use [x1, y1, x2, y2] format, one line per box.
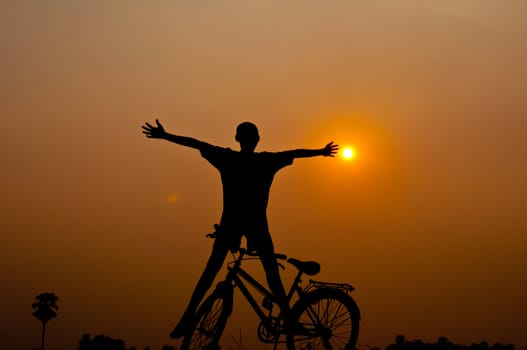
[32, 292, 59, 350]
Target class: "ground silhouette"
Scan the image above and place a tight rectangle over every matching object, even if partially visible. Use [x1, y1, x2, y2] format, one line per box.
[70, 333, 518, 350]
[77, 334, 178, 350]
[383, 335, 515, 350]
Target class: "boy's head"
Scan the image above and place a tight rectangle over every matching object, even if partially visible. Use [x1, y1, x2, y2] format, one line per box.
[235, 122, 260, 152]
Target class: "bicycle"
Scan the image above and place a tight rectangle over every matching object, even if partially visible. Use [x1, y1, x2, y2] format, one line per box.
[181, 228, 361, 350]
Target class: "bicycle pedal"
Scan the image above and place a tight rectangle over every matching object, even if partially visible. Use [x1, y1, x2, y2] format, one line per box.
[261, 296, 273, 310]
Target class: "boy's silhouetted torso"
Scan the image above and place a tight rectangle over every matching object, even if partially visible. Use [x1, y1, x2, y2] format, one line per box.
[201, 144, 293, 252]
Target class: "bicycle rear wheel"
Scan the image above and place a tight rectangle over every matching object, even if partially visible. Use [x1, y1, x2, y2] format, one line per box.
[287, 288, 360, 350]
[181, 283, 233, 350]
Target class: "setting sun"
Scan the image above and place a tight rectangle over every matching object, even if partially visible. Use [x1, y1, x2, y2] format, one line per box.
[342, 147, 355, 160]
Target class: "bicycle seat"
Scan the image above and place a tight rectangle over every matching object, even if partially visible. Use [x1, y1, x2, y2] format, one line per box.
[287, 258, 320, 276]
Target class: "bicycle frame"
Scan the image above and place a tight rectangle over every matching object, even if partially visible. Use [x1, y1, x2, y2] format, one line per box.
[223, 249, 296, 324]
[222, 248, 356, 324]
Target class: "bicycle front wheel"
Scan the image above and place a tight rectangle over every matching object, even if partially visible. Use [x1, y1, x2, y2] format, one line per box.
[181, 283, 233, 350]
[287, 288, 360, 350]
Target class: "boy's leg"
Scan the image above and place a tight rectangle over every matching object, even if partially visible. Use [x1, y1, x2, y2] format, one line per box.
[170, 239, 229, 339]
[260, 247, 302, 335]
[257, 233, 303, 334]
[256, 234, 290, 315]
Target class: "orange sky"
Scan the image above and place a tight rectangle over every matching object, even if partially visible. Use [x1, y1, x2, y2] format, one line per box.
[1, 1, 526, 349]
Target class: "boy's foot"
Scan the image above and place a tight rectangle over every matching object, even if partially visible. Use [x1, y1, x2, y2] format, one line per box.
[169, 316, 192, 339]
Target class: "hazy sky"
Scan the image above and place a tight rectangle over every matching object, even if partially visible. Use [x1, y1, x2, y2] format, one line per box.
[1, 1, 526, 349]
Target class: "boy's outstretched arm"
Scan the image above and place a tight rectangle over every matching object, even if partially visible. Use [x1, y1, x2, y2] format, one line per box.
[142, 119, 208, 149]
[283, 141, 339, 159]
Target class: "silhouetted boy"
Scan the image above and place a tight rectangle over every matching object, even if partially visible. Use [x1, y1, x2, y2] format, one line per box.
[142, 119, 338, 338]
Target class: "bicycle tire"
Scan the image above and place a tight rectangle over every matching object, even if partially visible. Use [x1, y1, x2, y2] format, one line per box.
[181, 282, 233, 350]
[286, 288, 360, 350]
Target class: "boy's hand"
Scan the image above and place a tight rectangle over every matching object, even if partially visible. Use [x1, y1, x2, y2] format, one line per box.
[142, 119, 167, 139]
[322, 141, 339, 157]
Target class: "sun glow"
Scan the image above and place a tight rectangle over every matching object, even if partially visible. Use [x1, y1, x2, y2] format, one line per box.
[342, 147, 355, 160]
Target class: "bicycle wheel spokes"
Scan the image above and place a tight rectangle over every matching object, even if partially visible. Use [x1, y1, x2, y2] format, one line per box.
[288, 289, 359, 350]
[185, 297, 227, 350]
[201, 299, 223, 330]
[301, 300, 350, 348]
